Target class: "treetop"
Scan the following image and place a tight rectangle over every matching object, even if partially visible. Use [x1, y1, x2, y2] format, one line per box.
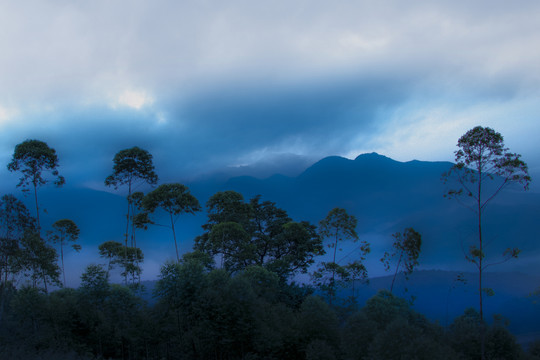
[105, 146, 158, 189]
[7, 139, 65, 188]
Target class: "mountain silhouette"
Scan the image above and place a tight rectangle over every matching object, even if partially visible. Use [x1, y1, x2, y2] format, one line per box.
[222, 152, 539, 272]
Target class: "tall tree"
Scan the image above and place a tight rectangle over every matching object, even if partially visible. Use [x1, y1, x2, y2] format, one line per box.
[136, 183, 200, 261]
[98, 240, 142, 286]
[48, 219, 81, 287]
[104, 147, 158, 250]
[129, 191, 145, 249]
[119, 246, 144, 287]
[313, 207, 369, 305]
[98, 240, 124, 279]
[381, 227, 422, 294]
[7, 139, 65, 232]
[442, 126, 530, 360]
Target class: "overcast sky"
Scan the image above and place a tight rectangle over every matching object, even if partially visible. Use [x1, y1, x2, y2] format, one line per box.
[1, 0, 539, 191]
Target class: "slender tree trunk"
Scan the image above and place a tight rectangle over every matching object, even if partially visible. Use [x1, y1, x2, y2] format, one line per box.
[130, 202, 142, 286]
[131, 200, 136, 249]
[330, 232, 339, 305]
[0, 284, 5, 324]
[125, 182, 132, 250]
[478, 169, 486, 360]
[42, 269, 48, 294]
[106, 257, 111, 279]
[33, 182, 40, 233]
[61, 240, 66, 287]
[123, 182, 132, 285]
[390, 250, 403, 294]
[170, 211, 179, 262]
[32, 265, 37, 288]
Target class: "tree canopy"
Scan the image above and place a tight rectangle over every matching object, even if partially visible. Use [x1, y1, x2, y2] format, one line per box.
[313, 207, 369, 304]
[136, 183, 201, 262]
[7, 139, 65, 230]
[104, 146, 158, 190]
[381, 227, 422, 294]
[49, 219, 81, 287]
[194, 191, 324, 279]
[105, 146, 158, 252]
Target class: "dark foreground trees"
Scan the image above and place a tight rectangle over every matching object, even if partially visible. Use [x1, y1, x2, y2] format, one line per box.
[0, 263, 528, 360]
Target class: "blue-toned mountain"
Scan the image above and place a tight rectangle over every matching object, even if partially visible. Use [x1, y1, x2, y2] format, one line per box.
[222, 153, 539, 272]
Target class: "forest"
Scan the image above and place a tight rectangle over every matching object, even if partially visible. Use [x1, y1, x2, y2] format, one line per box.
[0, 126, 538, 360]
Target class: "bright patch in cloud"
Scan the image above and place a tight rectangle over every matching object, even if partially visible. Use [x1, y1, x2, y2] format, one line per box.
[116, 90, 154, 110]
[0, 105, 18, 126]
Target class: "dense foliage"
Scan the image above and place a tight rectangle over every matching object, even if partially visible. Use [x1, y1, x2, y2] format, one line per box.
[0, 262, 530, 359]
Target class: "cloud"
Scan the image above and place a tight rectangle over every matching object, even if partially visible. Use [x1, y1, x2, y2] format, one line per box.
[0, 0, 539, 189]
[1, 0, 539, 104]
[0, 105, 18, 126]
[114, 90, 154, 110]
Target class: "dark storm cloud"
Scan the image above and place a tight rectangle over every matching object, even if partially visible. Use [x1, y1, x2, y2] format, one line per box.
[165, 75, 411, 165]
[0, 73, 410, 190]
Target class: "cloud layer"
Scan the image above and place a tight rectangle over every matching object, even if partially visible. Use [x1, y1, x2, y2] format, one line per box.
[1, 0, 539, 188]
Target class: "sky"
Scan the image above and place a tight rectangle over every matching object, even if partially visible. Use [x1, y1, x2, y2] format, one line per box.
[1, 0, 540, 190]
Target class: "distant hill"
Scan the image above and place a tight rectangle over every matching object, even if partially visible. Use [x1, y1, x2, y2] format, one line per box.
[349, 270, 540, 335]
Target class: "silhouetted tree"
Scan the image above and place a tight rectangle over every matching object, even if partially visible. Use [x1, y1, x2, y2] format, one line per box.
[105, 146, 158, 251]
[313, 207, 369, 304]
[0, 194, 35, 286]
[7, 139, 65, 232]
[129, 191, 145, 249]
[98, 240, 123, 279]
[48, 219, 81, 287]
[0, 195, 36, 325]
[20, 231, 61, 293]
[442, 126, 530, 360]
[97, 240, 142, 285]
[194, 191, 323, 278]
[136, 183, 200, 262]
[204, 190, 252, 227]
[381, 227, 422, 294]
[193, 191, 252, 265]
[119, 246, 144, 287]
[80, 264, 109, 302]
